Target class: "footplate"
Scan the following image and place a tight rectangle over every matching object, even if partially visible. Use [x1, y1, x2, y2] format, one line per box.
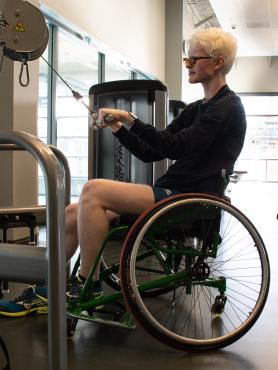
[67, 306, 136, 330]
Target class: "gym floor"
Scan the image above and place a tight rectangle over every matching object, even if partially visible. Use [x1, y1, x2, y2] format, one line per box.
[0, 182, 277, 370]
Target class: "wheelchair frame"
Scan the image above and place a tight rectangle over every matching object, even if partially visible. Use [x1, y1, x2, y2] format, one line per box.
[67, 193, 270, 351]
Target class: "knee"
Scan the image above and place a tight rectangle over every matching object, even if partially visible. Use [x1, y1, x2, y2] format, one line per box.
[65, 203, 78, 228]
[80, 179, 106, 204]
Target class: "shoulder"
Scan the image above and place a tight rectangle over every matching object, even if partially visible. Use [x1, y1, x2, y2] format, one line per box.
[210, 88, 245, 115]
[178, 99, 202, 117]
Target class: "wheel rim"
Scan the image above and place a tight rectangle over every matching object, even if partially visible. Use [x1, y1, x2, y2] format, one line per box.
[124, 197, 270, 349]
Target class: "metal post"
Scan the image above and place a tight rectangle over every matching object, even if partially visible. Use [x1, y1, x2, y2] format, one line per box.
[0, 131, 67, 370]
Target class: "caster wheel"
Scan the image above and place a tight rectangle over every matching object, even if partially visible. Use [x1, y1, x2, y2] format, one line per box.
[211, 295, 227, 317]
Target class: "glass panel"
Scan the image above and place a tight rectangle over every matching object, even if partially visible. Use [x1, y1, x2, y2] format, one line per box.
[57, 29, 98, 203]
[38, 47, 48, 144]
[38, 22, 152, 204]
[235, 96, 278, 183]
[38, 46, 49, 204]
[267, 160, 278, 181]
[135, 72, 151, 80]
[240, 95, 278, 115]
[105, 57, 132, 81]
[38, 27, 99, 204]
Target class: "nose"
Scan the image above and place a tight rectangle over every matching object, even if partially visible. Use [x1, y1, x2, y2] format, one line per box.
[183, 60, 193, 69]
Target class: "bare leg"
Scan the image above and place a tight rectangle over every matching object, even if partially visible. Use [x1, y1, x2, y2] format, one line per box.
[78, 179, 155, 279]
[65, 205, 119, 262]
[65, 203, 79, 262]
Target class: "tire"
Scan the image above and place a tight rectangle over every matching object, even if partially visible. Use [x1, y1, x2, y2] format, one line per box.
[120, 193, 270, 351]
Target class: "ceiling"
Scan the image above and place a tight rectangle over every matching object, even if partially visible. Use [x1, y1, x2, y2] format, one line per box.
[186, 0, 278, 57]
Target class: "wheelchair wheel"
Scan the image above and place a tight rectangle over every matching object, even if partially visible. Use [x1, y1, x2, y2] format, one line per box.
[120, 193, 270, 351]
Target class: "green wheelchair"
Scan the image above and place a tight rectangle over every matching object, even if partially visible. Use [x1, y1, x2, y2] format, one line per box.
[66, 192, 270, 351]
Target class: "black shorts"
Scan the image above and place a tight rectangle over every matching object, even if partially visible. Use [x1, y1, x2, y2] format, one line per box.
[152, 187, 181, 203]
[152, 175, 228, 203]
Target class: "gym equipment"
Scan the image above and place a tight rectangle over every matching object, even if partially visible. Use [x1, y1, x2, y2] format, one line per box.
[0, 0, 49, 85]
[0, 143, 71, 294]
[88, 80, 168, 185]
[169, 99, 187, 122]
[0, 131, 67, 370]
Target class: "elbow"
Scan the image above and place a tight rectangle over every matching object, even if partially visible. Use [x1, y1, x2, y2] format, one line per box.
[141, 157, 154, 163]
[166, 153, 181, 161]
[165, 148, 189, 160]
[137, 155, 163, 163]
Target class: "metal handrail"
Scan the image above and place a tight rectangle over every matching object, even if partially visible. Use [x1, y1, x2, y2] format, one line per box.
[0, 143, 71, 206]
[0, 131, 67, 370]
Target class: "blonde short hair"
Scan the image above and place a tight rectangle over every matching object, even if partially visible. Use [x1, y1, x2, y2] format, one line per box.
[186, 28, 237, 75]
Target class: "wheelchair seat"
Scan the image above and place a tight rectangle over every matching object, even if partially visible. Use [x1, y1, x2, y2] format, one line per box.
[111, 193, 231, 230]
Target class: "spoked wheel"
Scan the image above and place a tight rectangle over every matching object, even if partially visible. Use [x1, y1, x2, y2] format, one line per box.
[120, 193, 270, 351]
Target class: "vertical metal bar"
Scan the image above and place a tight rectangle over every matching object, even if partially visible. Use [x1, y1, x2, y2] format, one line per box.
[131, 71, 137, 80]
[99, 52, 105, 83]
[152, 90, 168, 183]
[47, 24, 58, 146]
[0, 131, 67, 370]
[48, 144, 71, 206]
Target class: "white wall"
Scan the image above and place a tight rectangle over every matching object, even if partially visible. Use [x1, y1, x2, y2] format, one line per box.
[228, 56, 278, 93]
[165, 0, 184, 100]
[0, 41, 39, 208]
[0, 0, 39, 221]
[182, 56, 278, 104]
[181, 2, 278, 103]
[42, 0, 166, 80]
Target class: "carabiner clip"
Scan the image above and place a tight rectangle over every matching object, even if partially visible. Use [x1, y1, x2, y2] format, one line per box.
[19, 60, 30, 87]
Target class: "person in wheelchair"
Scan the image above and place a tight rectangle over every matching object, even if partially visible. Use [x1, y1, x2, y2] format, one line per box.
[0, 27, 246, 317]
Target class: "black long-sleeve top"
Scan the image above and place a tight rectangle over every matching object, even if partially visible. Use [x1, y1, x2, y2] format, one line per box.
[114, 85, 246, 193]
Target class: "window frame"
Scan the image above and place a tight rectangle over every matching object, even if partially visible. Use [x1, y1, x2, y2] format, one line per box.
[237, 93, 278, 183]
[38, 10, 153, 203]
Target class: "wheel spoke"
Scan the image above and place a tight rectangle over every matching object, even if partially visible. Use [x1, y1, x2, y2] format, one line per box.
[120, 195, 270, 350]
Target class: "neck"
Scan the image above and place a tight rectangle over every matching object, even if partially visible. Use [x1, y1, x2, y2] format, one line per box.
[202, 76, 226, 101]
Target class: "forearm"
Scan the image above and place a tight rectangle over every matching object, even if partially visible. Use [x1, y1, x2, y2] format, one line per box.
[98, 109, 136, 130]
[113, 124, 165, 162]
[110, 122, 123, 133]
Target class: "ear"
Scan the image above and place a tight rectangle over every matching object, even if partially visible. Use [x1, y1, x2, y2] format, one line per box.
[214, 56, 225, 71]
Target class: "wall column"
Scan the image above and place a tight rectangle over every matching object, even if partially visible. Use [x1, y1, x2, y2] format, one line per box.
[0, 49, 39, 240]
[165, 0, 184, 100]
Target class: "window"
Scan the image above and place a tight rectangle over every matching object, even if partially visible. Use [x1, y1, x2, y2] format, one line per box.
[38, 16, 152, 204]
[38, 48, 49, 204]
[236, 95, 278, 183]
[38, 25, 99, 203]
[38, 49, 48, 144]
[105, 57, 132, 81]
[56, 28, 99, 202]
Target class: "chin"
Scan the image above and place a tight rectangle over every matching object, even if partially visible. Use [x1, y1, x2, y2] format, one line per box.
[188, 77, 199, 84]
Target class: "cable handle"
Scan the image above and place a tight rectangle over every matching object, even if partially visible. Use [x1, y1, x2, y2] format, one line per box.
[41, 57, 115, 125]
[103, 114, 115, 123]
[72, 90, 114, 125]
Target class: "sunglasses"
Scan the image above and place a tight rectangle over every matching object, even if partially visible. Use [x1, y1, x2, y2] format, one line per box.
[183, 56, 213, 66]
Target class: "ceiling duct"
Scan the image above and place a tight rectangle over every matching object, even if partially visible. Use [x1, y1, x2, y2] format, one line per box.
[185, 0, 220, 28]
